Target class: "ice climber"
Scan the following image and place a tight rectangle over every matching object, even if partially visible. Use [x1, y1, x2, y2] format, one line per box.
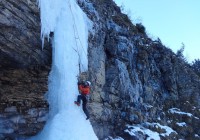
[74, 80, 91, 120]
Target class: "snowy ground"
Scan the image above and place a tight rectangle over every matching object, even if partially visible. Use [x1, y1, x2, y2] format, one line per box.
[30, 0, 97, 140]
[123, 123, 177, 140]
[168, 108, 199, 120]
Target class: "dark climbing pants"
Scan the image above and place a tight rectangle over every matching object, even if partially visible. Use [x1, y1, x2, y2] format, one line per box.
[77, 94, 90, 118]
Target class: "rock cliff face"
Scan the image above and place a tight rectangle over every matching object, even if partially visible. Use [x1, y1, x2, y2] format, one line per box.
[0, 0, 51, 139]
[79, 0, 200, 139]
[0, 0, 200, 140]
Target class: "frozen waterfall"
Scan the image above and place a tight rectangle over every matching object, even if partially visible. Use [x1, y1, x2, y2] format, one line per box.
[30, 0, 98, 139]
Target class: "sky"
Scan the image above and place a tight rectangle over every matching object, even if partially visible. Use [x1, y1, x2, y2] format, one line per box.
[114, 0, 200, 63]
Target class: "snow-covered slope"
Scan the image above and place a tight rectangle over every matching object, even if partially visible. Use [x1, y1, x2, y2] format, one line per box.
[30, 0, 97, 139]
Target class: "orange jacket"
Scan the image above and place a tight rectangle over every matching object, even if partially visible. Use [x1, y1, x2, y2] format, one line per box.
[78, 85, 90, 95]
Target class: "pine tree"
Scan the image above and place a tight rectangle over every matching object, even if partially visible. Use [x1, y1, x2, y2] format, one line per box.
[191, 59, 200, 76]
[176, 43, 187, 62]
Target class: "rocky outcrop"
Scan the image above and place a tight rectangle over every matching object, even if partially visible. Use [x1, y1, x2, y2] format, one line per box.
[79, 0, 200, 139]
[0, 0, 51, 68]
[0, 0, 51, 139]
[0, 68, 49, 139]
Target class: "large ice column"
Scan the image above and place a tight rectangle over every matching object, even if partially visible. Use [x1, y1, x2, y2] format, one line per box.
[31, 0, 98, 139]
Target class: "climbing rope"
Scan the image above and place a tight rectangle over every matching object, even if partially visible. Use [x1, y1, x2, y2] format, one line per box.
[68, 1, 88, 74]
[68, 1, 98, 83]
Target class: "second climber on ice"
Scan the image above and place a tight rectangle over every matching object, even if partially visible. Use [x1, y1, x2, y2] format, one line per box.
[74, 80, 91, 120]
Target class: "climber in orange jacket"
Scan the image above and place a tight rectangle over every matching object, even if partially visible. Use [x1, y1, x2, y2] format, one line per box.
[74, 80, 91, 120]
